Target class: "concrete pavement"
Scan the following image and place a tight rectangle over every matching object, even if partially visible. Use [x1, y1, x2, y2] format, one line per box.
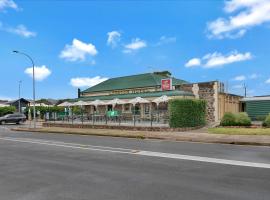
[0, 126, 270, 200]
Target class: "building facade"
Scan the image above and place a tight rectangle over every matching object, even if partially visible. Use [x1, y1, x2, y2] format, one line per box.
[74, 71, 241, 123]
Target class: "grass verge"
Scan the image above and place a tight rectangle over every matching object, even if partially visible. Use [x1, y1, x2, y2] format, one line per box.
[208, 128, 270, 135]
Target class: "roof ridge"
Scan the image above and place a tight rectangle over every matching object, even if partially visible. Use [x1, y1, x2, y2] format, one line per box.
[107, 72, 152, 80]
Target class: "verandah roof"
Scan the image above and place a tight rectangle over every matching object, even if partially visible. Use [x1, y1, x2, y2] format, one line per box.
[70, 90, 193, 102]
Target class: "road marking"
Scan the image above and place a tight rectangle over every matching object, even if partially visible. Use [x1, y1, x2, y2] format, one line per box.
[0, 136, 270, 169]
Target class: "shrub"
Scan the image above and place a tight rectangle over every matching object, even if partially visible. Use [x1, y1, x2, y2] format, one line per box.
[220, 112, 251, 126]
[256, 115, 266, 121]
[0, 106, 16, 117]
[168, 99, 206, 128]
[220, 112, 236, 126]
[263, 114, 270, 128]
[235, 112, 251, 126]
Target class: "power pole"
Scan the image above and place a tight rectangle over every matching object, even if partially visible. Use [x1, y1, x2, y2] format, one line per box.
[18, 80, 22, 113]
[243, 83, 247, 97]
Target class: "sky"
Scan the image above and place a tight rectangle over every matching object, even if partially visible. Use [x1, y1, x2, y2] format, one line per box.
[0, 0, 270, 100]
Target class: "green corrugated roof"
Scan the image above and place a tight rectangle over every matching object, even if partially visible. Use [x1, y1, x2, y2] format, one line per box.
[71, 90, 193, 102]
[82, 73, 188, 93]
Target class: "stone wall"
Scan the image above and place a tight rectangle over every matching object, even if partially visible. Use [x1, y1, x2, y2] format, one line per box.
[43, 122, 204, 132]
[179, 81, 218, 123]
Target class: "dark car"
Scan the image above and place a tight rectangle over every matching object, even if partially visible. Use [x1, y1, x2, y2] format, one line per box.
[0, 113, 26, 125]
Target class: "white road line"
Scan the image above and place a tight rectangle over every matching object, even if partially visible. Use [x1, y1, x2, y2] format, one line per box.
[0, 137, 270, 169]
[1, 137, 135, 152]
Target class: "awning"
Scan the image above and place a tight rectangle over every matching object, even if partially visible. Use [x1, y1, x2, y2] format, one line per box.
[105, 98, 126, 107]
[58, 102, 73, 107]
[152, 95, 169, 105]
[73, 100, 89, 106]
[88, 99, 105, 107]
[128, 97, 150, 105]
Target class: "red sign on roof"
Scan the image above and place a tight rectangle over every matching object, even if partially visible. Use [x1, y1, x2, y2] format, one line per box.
[161, 78, 172, 91]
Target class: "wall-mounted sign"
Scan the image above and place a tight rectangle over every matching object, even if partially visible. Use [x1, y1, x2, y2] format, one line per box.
[161, 78, 172, 91]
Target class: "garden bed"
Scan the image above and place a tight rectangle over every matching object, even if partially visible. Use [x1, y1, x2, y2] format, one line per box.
[209, 127, 270, 135]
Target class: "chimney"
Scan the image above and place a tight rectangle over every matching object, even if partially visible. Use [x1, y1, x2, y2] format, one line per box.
[78, 88, 81, 98]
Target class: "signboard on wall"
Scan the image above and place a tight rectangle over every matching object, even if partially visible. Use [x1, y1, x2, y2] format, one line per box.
[161, 78, 172, 91]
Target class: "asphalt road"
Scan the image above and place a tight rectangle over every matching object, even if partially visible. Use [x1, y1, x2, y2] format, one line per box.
[0, 124, 270, 200]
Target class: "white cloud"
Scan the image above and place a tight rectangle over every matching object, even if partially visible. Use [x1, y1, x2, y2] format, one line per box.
[249, 73, 259, 79]
[185, 58, 201, 68]
[59, 38, 98, 62]
[203, 51, 252, 68]
[107, 31, 121, 48]
[234, 75, 246, 81]
[0, 95, 13, 101]
[7, 24, 36, 38]
[70, 76, 108, 88]
[24, 65, 51, 81]
[185, 51, 252, 68]
[0, 23, 36, 38]
[207, 0, 270, 39]
[156, 36, 176, 46]
[123, 38, 147, 53]
[0, 0, 18, 11]
[265, 78, 270, 84]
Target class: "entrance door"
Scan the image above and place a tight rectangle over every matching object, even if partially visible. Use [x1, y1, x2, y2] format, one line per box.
[107, 105, 113, 111]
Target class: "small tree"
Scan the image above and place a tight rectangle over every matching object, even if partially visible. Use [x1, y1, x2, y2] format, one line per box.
[0, 106, 16, 117]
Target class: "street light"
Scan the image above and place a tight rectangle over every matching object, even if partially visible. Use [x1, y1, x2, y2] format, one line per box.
[13, 50, 36, 128]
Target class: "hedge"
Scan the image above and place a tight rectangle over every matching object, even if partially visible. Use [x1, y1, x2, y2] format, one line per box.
[25, 106, 65, 119]
[168, 99, 206, 128]
[263, 114, 270, 128]
[0, 106, 16, 117]
[220, 112, 251, 126]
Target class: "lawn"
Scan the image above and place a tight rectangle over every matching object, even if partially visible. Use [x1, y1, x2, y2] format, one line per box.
[208, 127, 270, 135]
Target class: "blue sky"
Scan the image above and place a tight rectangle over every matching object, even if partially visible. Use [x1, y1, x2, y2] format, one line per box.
[0, 0, 270, 100]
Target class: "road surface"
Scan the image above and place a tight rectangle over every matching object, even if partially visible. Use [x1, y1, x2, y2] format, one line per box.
[0, 124, 270, 200]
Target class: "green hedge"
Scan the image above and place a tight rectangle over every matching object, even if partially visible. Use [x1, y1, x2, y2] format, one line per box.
[168, 99, 206, 128]
[0, 106, 16, 117]
[263, 114, 270, 127]
[220, 112, 251, 126]
[26, 106, 65, 119]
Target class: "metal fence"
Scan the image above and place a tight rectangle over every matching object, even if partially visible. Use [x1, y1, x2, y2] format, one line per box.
[45, 110, 169, 127]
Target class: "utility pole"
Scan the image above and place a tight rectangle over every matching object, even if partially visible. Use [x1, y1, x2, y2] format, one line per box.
[243, 83, 247, 97]
[18, 80, 22, 113]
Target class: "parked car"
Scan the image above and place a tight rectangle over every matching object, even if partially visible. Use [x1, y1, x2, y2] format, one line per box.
[0, 113, 26, 125]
